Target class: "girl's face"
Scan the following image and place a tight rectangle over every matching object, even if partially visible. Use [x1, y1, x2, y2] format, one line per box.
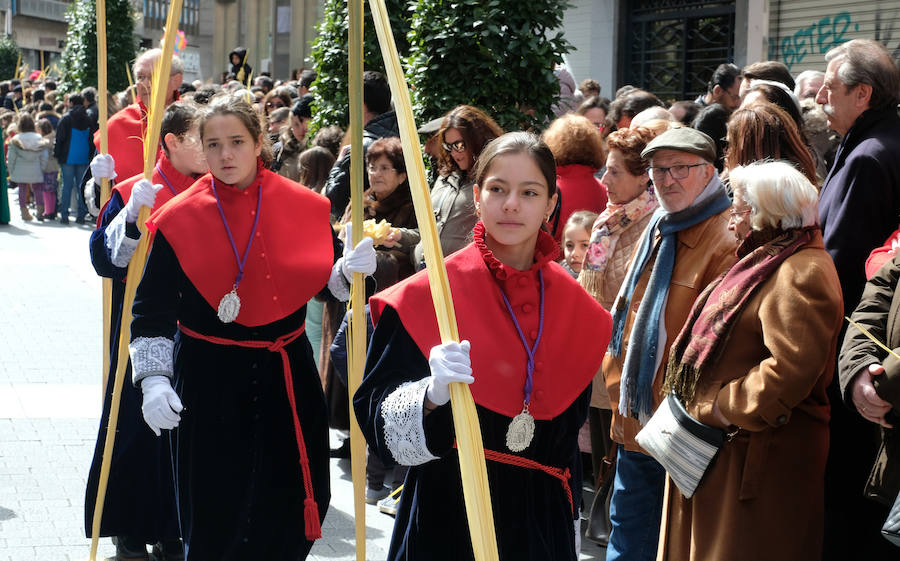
[601, 149, 648, 205]
[563, 224, 591, 274]
[202, 114, 262, 189]
[290, 114, 309, 143]
[367, 155, 407, 200]
[444, 127, 474, 171]
[474, 152, 558, 266]
[168, 124, 208, 176]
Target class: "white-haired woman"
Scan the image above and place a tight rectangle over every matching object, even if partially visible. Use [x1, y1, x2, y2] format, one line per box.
[656, 160, 843, 560]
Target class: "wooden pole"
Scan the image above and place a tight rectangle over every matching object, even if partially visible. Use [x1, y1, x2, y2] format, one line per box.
[346, 0, 367, 559]
[366, 0, 500, 558]
[88, 3, 184, 559]
[97, 0, 113, 399]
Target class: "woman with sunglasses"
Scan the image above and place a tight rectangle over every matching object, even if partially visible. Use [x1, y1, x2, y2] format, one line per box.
[412, 105, 503, 269]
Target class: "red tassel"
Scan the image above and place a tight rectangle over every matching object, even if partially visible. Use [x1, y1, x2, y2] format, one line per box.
[304, 497, 322, 540]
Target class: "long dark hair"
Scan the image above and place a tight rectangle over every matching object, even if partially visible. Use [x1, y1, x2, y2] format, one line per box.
[436, 105, 504, 178]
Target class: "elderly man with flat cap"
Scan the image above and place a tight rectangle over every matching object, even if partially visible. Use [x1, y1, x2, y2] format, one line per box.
[602, 126, 736, 561]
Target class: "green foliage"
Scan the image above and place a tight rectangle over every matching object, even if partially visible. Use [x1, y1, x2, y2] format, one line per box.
[59, 0, 137, 94]
[407, 0, 571, 132]
[0, 35, 21, 80]
[309, 0, 411, 131]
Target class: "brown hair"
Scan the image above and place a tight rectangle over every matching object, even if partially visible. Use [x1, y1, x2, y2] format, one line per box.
[16, 112, 35, 133]
[605, 126, 658, 176]
[261, 86, 293, 116]
[564, 210, 599, 234]
[473, 132, 557, 197]
[541, 114, 605, 169]
[436, 105, 504, 178]
[199, 93, 273, 166]
[725, 101, 817, 185]
[298, 146, 336, 193]
[366, 137, 406, 175]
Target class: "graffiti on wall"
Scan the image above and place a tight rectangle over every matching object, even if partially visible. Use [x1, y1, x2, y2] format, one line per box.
[769, 12, 858, 70]
[769, 6, 900, 71]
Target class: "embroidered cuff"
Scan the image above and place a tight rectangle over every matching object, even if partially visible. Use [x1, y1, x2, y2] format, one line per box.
[129, 336, 174, 385]
[106, 208, 142, 268]
[327, 258, 352, 301]
[381, 378, 439, 466]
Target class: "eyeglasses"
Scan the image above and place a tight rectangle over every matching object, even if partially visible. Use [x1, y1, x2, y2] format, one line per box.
[442, 140, 466, 153]
[367, 164, 396, 174]
[266, 101, 284, 109]
[648, 163, 706, 181]
[728, 208, 752, 220]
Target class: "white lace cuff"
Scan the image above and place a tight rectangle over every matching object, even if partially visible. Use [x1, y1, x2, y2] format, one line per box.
[129, 336, 174, 385]
[327, 258, 351, 301]
[105, 208, 141, 268]
[381, 378, 439, 466]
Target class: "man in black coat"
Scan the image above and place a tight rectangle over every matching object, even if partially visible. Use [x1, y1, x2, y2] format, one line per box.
[323, 71, 398, 220]
[816, 38, 900, 560]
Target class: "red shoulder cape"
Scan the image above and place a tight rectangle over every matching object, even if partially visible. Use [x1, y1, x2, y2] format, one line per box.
[96, 152, 198, 227]
[95, 102, 162, 183]
[370, 224, 612, 419]
[148, 165, 334, 327]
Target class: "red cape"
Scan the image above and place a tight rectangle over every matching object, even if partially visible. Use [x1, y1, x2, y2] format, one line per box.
[95, 101, 162, 184]
[371, 224, 612, 419]
[96, 151, 199, 228]
[148, 164, 334, 327]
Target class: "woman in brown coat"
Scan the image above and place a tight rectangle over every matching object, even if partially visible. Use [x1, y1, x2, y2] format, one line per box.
[658, 160, 843, 561]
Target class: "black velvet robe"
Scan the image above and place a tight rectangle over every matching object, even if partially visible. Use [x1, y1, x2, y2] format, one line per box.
[84, 191, 181, 543]
[354, 306, 588, 561]
[129, 229, 340, 561]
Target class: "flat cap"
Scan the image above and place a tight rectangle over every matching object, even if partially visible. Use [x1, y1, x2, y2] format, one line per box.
[417, 116, 444, 135]
[641, 126, 716, 162]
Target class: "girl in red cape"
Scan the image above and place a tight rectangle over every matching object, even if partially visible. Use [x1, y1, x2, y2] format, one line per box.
[127, 93, 376, 561]
[355, 132, 612, 560]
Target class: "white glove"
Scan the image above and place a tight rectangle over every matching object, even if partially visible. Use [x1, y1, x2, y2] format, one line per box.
[84, 181, 100, 216]
[340, 222, 377, 281]
[90, 153, 117, 185]
[425, 340, 473, 406]
[124, 179, 163, 223]
[140, 375, 184, 436]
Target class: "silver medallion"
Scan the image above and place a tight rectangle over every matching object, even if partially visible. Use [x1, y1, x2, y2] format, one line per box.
[506, 406, 535, 452]
[217, 286, 241, 323]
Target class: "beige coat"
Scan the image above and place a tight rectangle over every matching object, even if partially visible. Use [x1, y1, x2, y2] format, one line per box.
[657, 232, 843, 561]
[603, 210, 736, 451]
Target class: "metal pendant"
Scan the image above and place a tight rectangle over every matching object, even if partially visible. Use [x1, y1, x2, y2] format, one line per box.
[506, 406, 535, 452]
[217, 286, 241, 323]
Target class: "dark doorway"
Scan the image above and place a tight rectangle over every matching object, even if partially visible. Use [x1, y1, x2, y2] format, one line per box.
[623, 0, 736, 102]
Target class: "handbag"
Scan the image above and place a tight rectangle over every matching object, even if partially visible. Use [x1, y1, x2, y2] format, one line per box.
[584, 445, 616, 545]
[635, 392, 724, 499]
[884, 488, 900, 547]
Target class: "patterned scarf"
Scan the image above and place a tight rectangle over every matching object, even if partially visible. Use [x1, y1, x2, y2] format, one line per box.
[609, 177, 731, 423]
[663, 226, 817, 404]
[579, 187, 658, 298]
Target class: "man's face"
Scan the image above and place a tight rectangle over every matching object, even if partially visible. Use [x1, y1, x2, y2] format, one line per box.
[815, 58, 869, 136]
[714, 80, 742, 110]
[649, 149, 713, 213]
[134, 58, 183, 106]
[797, 75, 824, 100]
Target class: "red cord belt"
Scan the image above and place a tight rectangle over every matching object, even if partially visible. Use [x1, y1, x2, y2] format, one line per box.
[178, 322, 322, 541]
[454, 442, 573, 511]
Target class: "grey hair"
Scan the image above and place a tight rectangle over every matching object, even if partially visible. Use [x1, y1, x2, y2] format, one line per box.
[825, 39, 900, 111]
[133, 48, 185, 77]
[794, 70, 824, 97]
[729, 160, 819, 231]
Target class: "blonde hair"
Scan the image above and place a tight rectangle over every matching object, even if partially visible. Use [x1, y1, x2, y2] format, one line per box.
[728, 160, 818, 230]
[564, 209, 599, 234]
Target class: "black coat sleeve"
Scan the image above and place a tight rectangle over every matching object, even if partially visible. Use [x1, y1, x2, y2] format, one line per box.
[88, 191, 139, 279]
[353, 305, 455, 468]
[130, 231, 181, 342]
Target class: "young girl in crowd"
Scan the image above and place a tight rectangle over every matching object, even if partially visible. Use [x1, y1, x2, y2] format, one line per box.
[7, 113, 46, 222]
[127, 93, 376, 560]
[85, 101, 208, 561]
[355, 132, 612, 560]
[561, 210, 598, 278]
[37, 118, 58, 220]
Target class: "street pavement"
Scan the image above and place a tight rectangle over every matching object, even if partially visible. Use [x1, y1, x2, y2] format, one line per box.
[0, 190, 605, 561]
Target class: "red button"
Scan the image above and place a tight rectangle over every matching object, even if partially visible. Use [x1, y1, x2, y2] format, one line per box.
[250, 210, 256, 215]
[530, 330, 538, 339]
[272, 295, 278, 301]
[265, 274, 271, 280]
[256, 232, 261, 237]
[260, 253, 265, 258]
[518, 277, 528, 287]
[522, 303, 533, 313]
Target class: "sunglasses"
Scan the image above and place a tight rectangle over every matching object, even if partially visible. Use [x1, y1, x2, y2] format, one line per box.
[442, 140, 466, 153]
